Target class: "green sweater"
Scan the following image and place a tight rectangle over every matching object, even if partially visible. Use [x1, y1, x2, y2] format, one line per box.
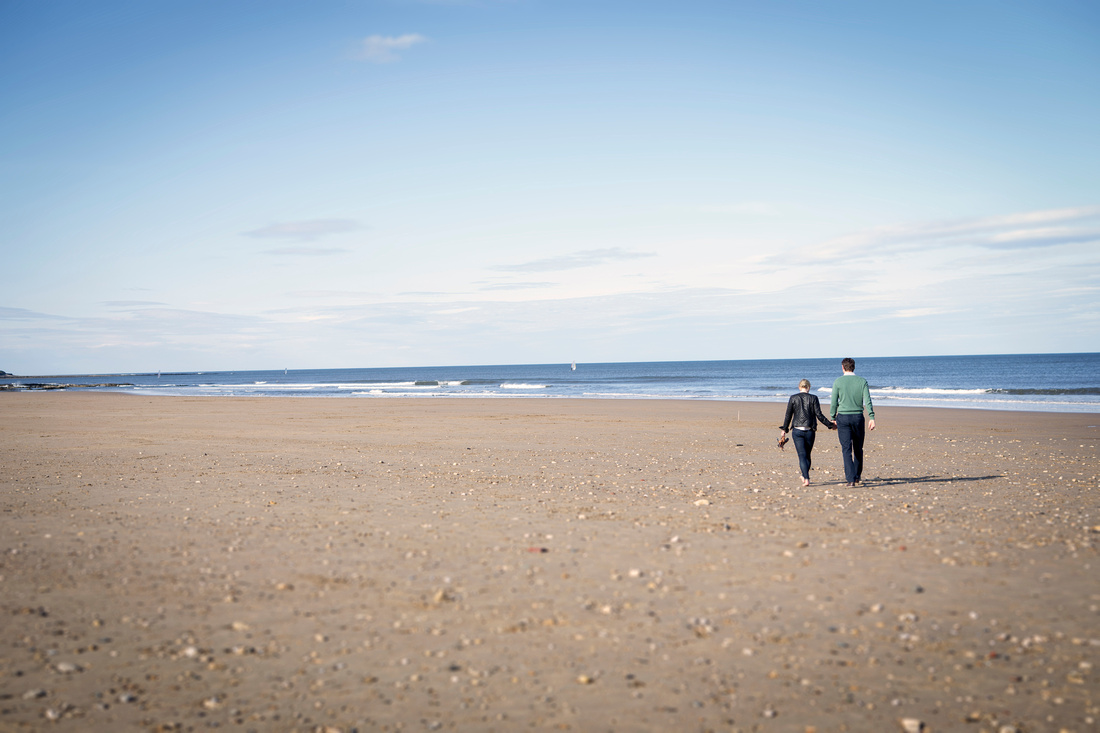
[830, 374, 874, 419]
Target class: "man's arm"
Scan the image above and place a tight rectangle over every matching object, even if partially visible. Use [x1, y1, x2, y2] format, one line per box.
[863, 379, 875, 429]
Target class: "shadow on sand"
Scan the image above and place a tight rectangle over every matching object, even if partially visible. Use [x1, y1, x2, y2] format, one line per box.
[857, 475, 1002, 486]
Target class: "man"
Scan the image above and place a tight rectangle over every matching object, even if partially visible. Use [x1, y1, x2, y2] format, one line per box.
[829, 357, 875, 487]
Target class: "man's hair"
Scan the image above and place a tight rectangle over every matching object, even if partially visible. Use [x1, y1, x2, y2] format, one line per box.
[799, 379, 811, 391]
[841, 357, 856, 372]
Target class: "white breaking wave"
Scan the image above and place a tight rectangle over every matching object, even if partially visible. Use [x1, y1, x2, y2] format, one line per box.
[876, 386, 990, 396]
[500, 383, 547, 389]
[351, 390, 505, 398]
[819, 386, 990, 396]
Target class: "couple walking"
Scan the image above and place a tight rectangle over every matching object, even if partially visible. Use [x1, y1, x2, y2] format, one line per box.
[778, 357, 875, 487]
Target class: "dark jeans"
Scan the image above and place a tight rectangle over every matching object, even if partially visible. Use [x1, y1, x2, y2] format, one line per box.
[835, 413, 866, 483]
[791, 429, 816, 480]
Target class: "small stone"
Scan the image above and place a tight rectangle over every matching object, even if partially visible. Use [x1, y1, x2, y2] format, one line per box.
[54, 662, 79, 673]
[22, 689, 46, 700]
[763, 707, 777, 718]
[119, 693, 137, 703]
[230, 621, 250, 631]
[693, 499, 710, 506]
[900, 718, 923, 733]
[576, 674, 594, 684]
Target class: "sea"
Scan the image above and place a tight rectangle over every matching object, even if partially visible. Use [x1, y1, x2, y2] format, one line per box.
[3, 353, 1098, 413]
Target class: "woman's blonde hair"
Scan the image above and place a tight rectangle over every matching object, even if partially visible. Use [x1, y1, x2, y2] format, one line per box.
[799, 379, 811, 391]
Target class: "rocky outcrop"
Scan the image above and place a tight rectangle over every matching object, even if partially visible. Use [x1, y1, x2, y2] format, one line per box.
[0, 382, 133, 391]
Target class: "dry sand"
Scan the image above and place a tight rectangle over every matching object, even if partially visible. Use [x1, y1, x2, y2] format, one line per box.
[0, 393, 1097, 733]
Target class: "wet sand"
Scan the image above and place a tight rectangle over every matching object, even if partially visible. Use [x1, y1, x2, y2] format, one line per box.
[0, 393, 1097, 732]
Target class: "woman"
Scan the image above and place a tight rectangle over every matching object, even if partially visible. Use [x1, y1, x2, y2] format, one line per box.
[779, 379, 836, 486]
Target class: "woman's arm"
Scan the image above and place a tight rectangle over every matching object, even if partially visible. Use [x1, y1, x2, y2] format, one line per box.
[812, 395, 835, 429]
[780, 396, 796, 432]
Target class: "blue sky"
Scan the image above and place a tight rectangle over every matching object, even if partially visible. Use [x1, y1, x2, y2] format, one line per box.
[2, 0, 1098, 374]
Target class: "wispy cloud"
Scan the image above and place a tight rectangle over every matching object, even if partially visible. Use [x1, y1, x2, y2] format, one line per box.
[103, 300, 167, 308]
[0, 306, 63, 321]
[697, 201, 781, 216]
[495, 248, 654, 273]
[814, 205, 1100, 261]
[891, 306, 958, 319]
[359, 34, 427, 63]
[242, 219, 362, 242]
[984, 226, 1100, 249]
[0, 305, 269, 371]
[479, 281, 557, 291]
[287, 289, 377, 299]
[264, 246, 351, 257]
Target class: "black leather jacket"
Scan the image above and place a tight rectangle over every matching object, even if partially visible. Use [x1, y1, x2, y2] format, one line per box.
[780, 392, 835, 432]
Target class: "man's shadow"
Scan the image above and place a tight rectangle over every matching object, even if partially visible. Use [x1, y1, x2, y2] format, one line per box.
[852, 475, 1002, 486]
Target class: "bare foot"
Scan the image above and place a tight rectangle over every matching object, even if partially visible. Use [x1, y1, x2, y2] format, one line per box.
[801, 478, 810, 486]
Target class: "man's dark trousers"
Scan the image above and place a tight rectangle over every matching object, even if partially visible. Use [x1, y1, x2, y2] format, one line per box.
[835, 413, 865, 483]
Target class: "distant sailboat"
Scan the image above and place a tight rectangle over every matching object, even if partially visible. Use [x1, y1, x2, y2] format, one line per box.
[571, 361, 576, 371]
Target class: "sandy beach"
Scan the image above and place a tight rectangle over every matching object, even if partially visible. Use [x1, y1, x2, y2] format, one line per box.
[0, 393, 1096, 732]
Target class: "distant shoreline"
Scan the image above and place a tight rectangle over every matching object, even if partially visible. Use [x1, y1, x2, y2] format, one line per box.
[3, 355, 1097, 412]
[2, 389, 1096, 418]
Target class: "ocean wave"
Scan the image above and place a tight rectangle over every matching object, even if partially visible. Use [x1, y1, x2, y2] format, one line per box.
[866, 386, 1100, 397]
[500, 383, 548, 389]
[351, 390, 511, 398]
[874, 386, 990, 396]
[876, 395, 1100, 408]
[992, 387, 1100, 396]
